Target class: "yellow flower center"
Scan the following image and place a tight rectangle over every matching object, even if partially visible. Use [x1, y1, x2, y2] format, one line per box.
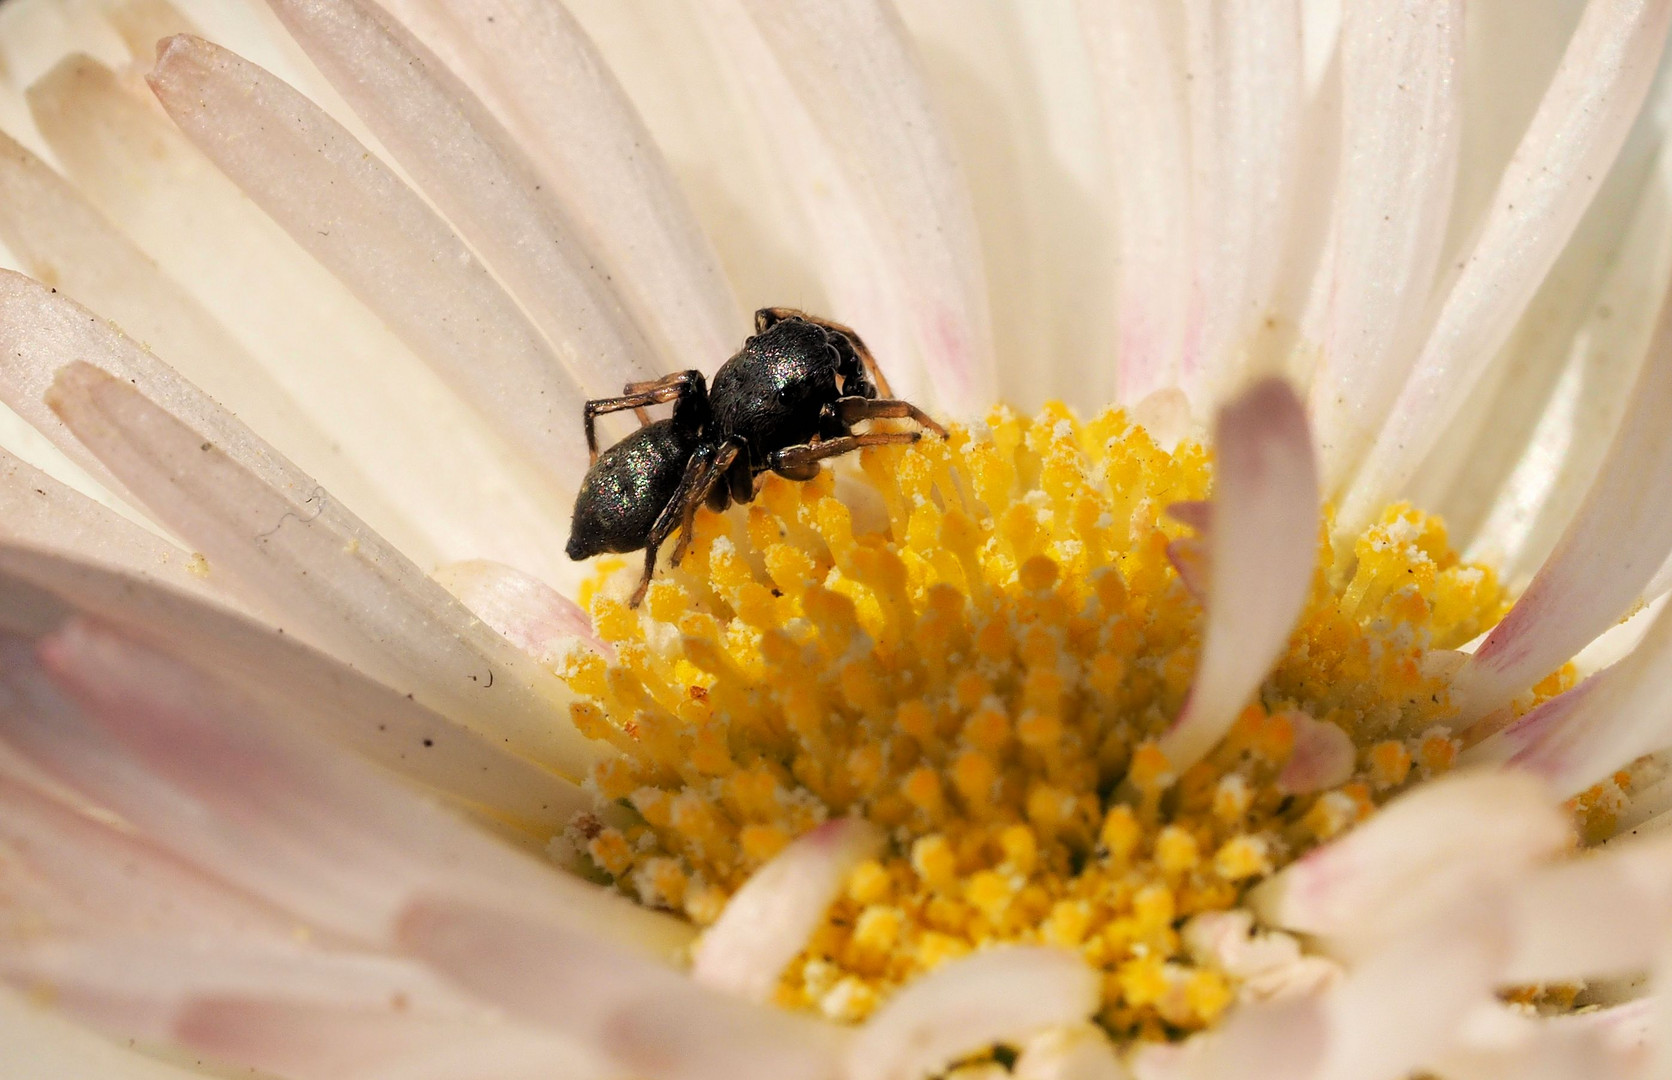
[561, 403, 1560, 1039]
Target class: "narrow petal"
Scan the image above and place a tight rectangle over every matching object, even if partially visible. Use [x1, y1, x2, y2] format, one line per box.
[397, 896, 844, 1080]
[1178, 0, 1305, 402]
[375, 0, 745, 367]
[738, 0, 998, 415]
[1468, 598, 1672, 795]
[148, 34, 592, 489]
[40, 347, 603, 777]
[1249, 771, 1572, 952]
[847, 947, 1100, 1080]
[1077, 0, 1192, 404]
[1309, 0, 1462, 493]
[434, 559, 611, 666]
[0, 619, 689, 957]
[692, 818, 883, 1002]
[263, 0, 662, 395]
[1, 446, 236, 608]
[1159, 378, 1319, 771]
[26, 53, 575, 581]
[0, 126, 408, 544]
[1338, 0, 1672, 539]
[1013, 1026, 1130, 1080]
[1451, 280, 1672, 721]
[0, 542, 591, 832]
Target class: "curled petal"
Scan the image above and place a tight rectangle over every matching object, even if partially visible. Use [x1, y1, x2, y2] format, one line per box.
[692, 818, 882, 1002]
[1160, 378, 1319, 771]
[847, 947, 1100, 1080]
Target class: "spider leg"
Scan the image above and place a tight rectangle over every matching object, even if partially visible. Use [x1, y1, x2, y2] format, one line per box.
[671, 437, 747, 567]
[835, 396, 947, 437]
[584, 370, 707, 462]
[630, 441, 718, 607]
[768, 431, 922, 478]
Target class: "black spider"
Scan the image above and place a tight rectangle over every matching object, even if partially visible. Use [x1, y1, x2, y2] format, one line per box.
[566, 307, 946, 606]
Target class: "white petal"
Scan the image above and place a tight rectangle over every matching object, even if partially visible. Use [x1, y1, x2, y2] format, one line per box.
[0, 445, 237, 609]
[1436, 1001, 1653, 1080]
[1451, 274, 1672, 722]
[263, 0, 662, 395]
[1, 984, 209, 1080]
[1160, 378, 1319, 771]
[1468, 599, 1672, 795]
[397, 896, 844, 1080]
[738, 0, 997, 415]
[1077, 0, 1192, 405]
[1309, 0, 1462, 494]
[847, 947, 1100, 1080]
[375, 0, 746, 368]
[0, 117, 407, 546]
[1013, 1025, 1130, 1080]
[26, 52, 575, 581]
[40, 347, 603, 777]
[1249, 771, 1572, 952]
[147, 33, 593, 491]
[0, 618, 689, 957]
[0, 542, 592, 833]
[692, 818, 883, 1003]
[1338, 0, 1672, 539]
[1178, 0, 1305, 404]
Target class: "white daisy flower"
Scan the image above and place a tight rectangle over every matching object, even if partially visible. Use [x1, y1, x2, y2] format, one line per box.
[3, 1, 1672, 1079]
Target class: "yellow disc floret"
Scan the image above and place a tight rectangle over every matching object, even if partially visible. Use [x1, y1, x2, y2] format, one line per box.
[560, 404, 1541, 1039]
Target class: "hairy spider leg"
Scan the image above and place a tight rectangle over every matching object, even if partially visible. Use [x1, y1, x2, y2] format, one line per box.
[768, 430, 923, 479]
[583, 369, 708, 462]
[627, 436, 746, 607]
[835, 396, 948, 437]
[755, 306, 894, 399]
[672, 437, 748, 568]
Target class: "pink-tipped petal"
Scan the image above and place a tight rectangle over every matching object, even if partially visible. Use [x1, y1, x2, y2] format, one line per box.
[0, 542, 591, 833]
[737, 0, 997, 415]
[1160, 378, 1319, 771]
[41, 350, 604, 778]
[147, 34, 593, 491]
[847, 947, 1100, 1080]
[692, 818, 883, 1002]
[1309, 0, 1462, 494]
[434, 559, 611, 666]
[1249, 771, 1572, 952]
[1, 619, 689, 958]
[374, 0, 745, 368]
[1277, 713, 1356, 795]
[1468, 599, 1672, 795]
[262, 0, 661, 396]
[1451, 282, 1672, 722]
[1078, 0, 1191, 405]
[1339, 0, 1672, 540]
[397, 896, 844, 1080]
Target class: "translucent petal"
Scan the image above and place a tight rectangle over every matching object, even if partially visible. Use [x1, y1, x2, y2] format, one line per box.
[1339, 0, 1672, 539]
[848, 947, 1100, 1080]
[692, 818, 883, 1002]
[1309, 0, 1462, 495]
[1160, 379, 1319, 771]
[433, 559, 610, 667]
[41, 353, 604, 778]
[263, 0, 663, 396]
[147, 33, 594, 491]
[375, 0, 746, 368]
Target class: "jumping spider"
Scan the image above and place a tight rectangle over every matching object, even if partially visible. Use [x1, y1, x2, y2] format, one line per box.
[566, 307, 946, 606]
